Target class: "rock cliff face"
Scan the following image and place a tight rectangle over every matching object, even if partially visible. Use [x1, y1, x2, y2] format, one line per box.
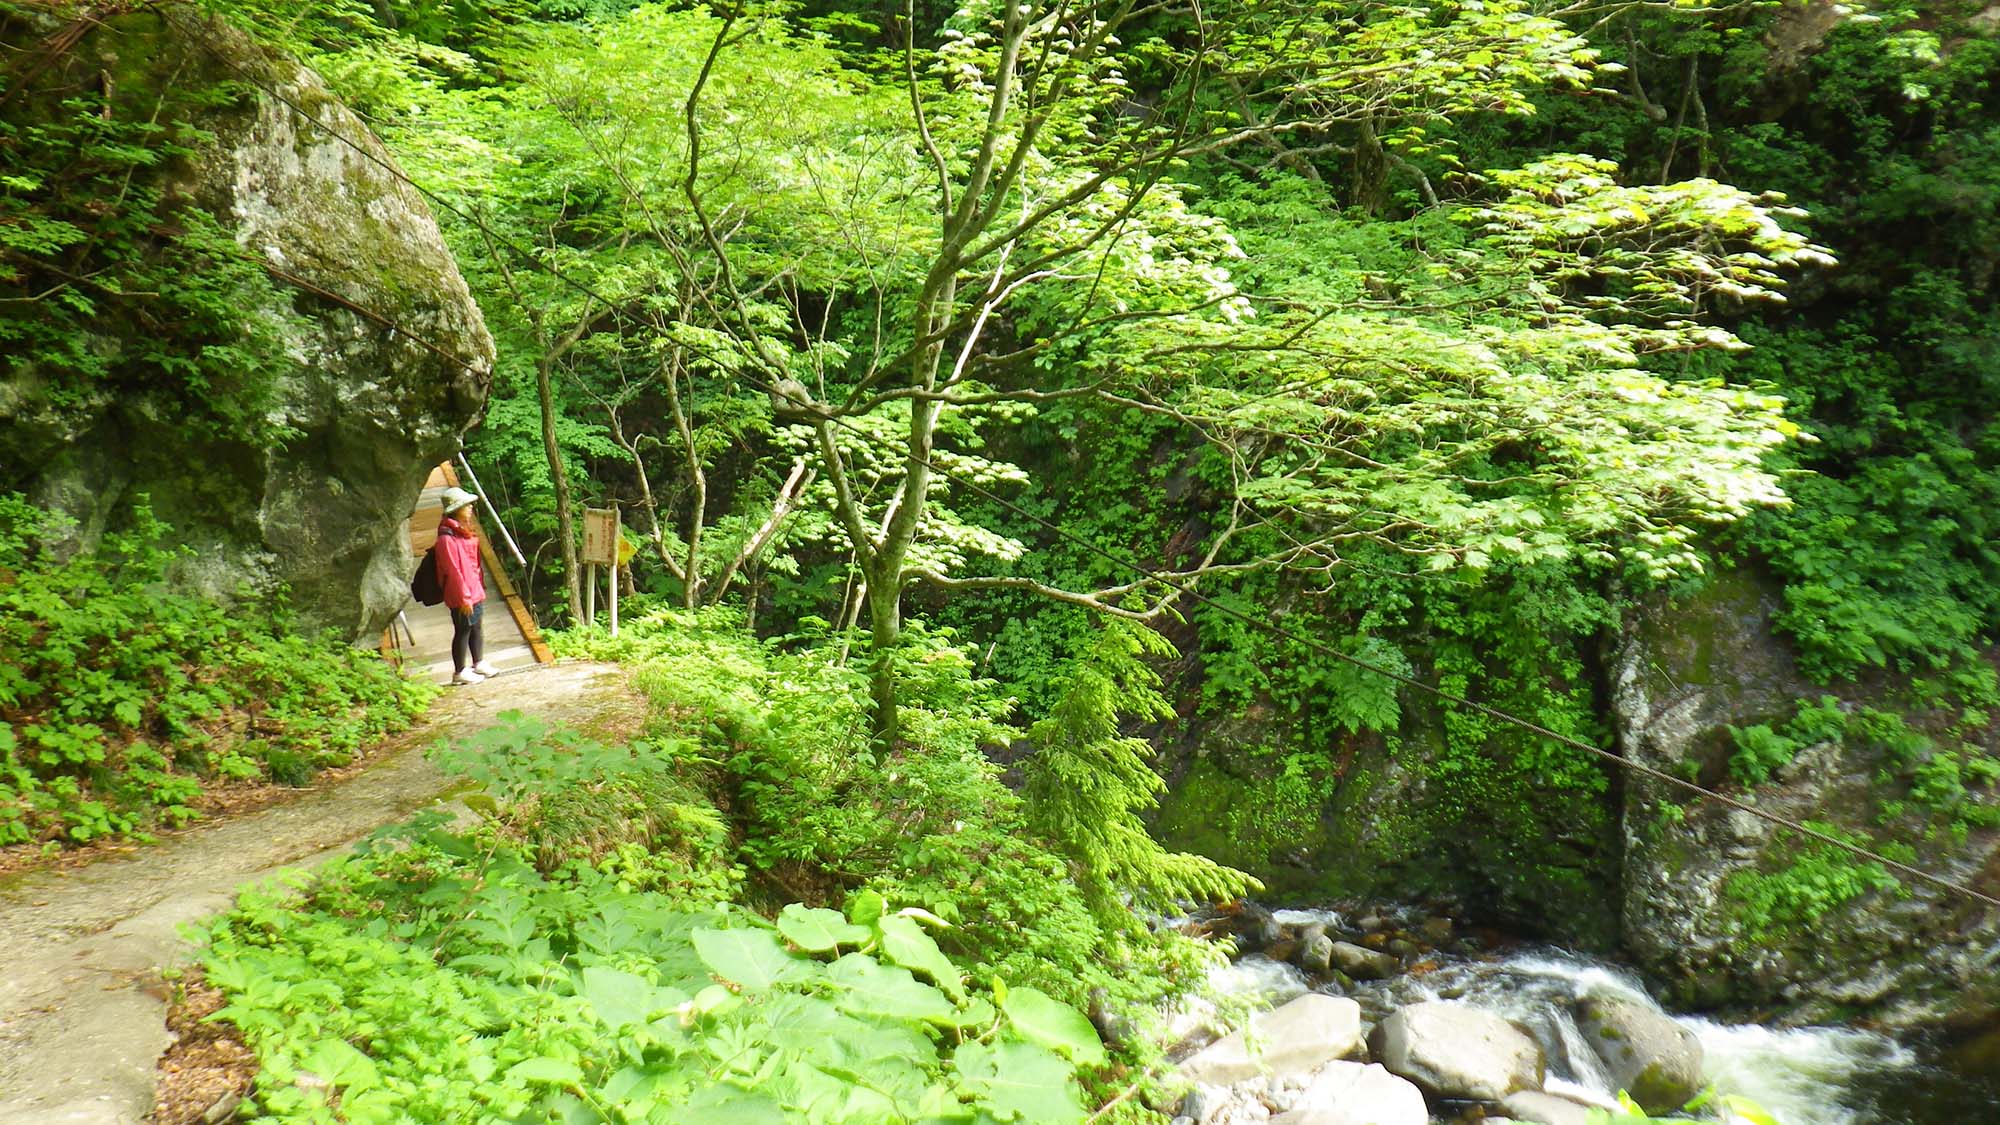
[1611, 571, 2000, 1031]
[1153, 683, 1624, 951]
[0, 5, 491, 640]
[1153, 566, 1999, 1033]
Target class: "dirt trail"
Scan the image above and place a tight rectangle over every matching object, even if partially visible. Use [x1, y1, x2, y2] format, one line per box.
[0, 661, 645, 1125]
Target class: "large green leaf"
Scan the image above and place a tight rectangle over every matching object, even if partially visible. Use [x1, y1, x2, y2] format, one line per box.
[298, 1038, 380, 1091]
[953, 1040, 1085, 1125]
[876, 915, 965, 1003]
[999, 987, 1105, 1065]
[846, 889, 887, 927]
[692, 927, 806, 992]
[579, 965, 656, 1029]
[508, 1056, 584, 1087]
[777, 903, 872, 953]
[826, 952, 956, 1024]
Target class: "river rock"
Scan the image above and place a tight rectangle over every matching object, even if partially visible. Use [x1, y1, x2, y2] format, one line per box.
[1297, 933, 1335, 974]
[1329, 942, 1399, 981]
[1368, 1001, 1543, 1102]
[1182, 1084, 1225, 1125]
[1271, 1062, 1427, 1125]
[0, 4, 491, 642]
[1179, 994, 1365, 1086]
[1499, 1090, 1601, 1125]
[1576, 996, 1704, 1112]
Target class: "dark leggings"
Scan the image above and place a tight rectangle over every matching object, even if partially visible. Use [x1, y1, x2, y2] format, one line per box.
[451, 602, 485, 672]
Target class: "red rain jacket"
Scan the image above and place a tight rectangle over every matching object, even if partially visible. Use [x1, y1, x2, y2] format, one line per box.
[436, 516, 487, 612]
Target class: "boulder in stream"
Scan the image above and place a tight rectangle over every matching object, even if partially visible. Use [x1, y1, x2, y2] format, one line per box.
[1297, 933, 1335, 974]
[1369, 1001, 1544, 1102]
[1179, 994, 1364, 1086]
[1498, 1089, 1606, 1125]
[1271, 1062, 1427, 1125]
[1329, 942, 1400, 981]
[1576, 996, 1704, 1112]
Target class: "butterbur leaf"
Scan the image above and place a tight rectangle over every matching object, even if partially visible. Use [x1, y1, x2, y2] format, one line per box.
[692, 927, 805, 991]
[826, 952, 956, 1024]
[508, 1056, 583, 1086]
[878, 915, 965, 1002]
[580, 965, 655, 1029]
[777, 903, 870, 952]
[1000, 987, 1105, 1065]
[299, 1038, 379, 1091]
[953, 1040, 1086, 1124]
[847, 889, 887, 927]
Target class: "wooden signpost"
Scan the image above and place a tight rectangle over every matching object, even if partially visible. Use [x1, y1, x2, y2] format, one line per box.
[581, 507, 620, 636]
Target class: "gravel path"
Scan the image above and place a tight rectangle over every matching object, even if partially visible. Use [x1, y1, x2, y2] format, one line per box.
[0, 661, 645, 1125]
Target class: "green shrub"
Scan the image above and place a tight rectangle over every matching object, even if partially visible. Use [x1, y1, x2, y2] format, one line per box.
[0, 495, 431, 847]
[1723, 821, 1902, 941]
[204, 847, 1109, 1123]
[199, 698, 1132, 1123]
[1725, 724, 1798, 789]
[556, 609, 1224, 1012]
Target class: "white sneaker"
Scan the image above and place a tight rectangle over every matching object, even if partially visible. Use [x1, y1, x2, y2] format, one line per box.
[451, 669, 486, 686]
[471, 661, 498, 677]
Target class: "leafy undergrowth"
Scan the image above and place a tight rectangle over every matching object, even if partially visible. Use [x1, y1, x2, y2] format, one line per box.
[0, 496, 432, 850]
[555, 608, 1225, 1010]
[197, 610, 1228, 1122]
[199, 710, 1130, 1122]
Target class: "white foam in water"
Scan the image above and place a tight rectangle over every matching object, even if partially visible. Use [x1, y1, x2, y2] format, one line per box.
[1271, 907, 1344, 929]
[1210, 954, 1311, 1005]
[1163, 955, 1312, 1043]
[1689, 1019, 1918, 1125]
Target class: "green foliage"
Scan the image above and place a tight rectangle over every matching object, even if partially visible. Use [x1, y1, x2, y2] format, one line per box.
[0, 8, 305, 448]
[1725, 696, 1843, 789]
[204, 848, 1104, 1123]
[198, 664, 1143, 1123]
[1719, 692, 1998, 833]
[556, 609, 1223, 1012]
[1586, 1088, 1782, 1125]
[1022, 622, 1259, 915]
[0, 497, 429, 848]
[1723, 821, 1902, 942]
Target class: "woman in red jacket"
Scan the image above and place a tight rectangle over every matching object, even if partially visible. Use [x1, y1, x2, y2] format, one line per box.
[435, 486, 494, 685]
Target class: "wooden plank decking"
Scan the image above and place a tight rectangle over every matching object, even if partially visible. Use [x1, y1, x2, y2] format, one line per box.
[381, 462, 554, 681]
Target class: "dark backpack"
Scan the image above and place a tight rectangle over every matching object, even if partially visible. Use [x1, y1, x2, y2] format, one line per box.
[410, 545, 445, 606]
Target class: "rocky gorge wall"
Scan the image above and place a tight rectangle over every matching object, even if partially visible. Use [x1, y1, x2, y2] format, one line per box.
[0, 4, 491, 640]
[1611, 571, 2000, 1032]
[1153, 568, 2000, 1034]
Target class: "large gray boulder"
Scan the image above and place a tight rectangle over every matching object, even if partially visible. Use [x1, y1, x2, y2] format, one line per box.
[1576, 997, 1704, 1113]
[0, 4, 491, 641]
[1369, 1001, 1543, 1102]
[1498, 1090, 1605, 1125]
[1179, 994, 1365, 1086]
[1271, 1063, 1427, 1125]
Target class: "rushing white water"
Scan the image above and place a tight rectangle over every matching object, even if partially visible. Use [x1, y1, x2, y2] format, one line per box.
[1200, 942, 1931, 1125]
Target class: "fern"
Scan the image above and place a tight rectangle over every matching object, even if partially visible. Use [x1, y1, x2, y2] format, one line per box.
[1023, 622, 1259, 915]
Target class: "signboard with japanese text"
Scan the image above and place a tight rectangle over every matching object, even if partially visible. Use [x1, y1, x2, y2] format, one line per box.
[581, 507, 620, 566]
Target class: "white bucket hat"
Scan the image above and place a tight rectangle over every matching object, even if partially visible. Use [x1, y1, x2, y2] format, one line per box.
[439, 486, 480, 514]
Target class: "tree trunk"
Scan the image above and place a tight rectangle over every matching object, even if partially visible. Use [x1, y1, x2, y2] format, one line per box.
[537, 355, 585, 623]
[865, 565, 903, 748]
[660, 352, 706, 608]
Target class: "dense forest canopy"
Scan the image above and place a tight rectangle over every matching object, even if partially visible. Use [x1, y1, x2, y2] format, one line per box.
[211, 0, 1849, 740]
